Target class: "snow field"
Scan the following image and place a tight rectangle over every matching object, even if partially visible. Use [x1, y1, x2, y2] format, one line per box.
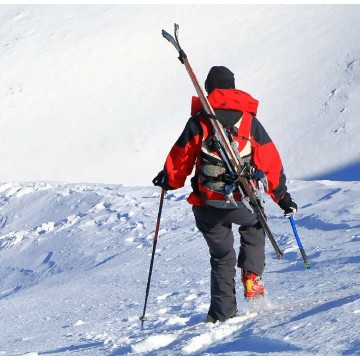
[0, 180, 359, 355]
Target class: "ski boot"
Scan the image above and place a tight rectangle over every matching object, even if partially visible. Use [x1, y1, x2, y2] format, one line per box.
[241, 269, 265, 299]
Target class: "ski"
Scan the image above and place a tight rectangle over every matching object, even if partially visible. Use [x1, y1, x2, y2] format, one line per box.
[162, 24, 283, 259]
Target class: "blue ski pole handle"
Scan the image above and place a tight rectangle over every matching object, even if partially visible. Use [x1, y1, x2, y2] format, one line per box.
[289, 216, 310, 269]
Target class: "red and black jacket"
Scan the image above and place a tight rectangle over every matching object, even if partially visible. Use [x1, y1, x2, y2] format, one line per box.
[163, 89, 287, 206]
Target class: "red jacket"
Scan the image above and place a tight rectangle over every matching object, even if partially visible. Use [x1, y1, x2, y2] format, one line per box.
[164, 89, 287, 206]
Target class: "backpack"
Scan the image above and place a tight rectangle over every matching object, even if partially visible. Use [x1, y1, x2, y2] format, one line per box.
[191, 89, 259, 208]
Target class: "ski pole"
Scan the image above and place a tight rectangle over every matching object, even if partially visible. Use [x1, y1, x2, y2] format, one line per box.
[140, 188, 166, 326]
[289, 215, 310, 269]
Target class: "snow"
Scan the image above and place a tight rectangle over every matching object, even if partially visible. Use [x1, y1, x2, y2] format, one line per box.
[0, 3, 359, 357]
[0, 180, 359, 356]
[1, 4, 360, 185]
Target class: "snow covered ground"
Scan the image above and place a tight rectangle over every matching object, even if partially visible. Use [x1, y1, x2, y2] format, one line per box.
[0, 3, 359, 357]
[0, 180, 359, 356]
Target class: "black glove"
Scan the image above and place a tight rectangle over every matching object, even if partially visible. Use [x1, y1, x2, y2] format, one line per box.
[152, 170, 175, 191]
[278, 192, 298, 218]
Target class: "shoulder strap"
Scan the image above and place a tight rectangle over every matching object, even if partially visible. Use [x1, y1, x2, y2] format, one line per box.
[235, 112, 253, 157]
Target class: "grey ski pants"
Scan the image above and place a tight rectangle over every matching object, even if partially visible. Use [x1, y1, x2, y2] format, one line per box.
[192, 204, 265, 322]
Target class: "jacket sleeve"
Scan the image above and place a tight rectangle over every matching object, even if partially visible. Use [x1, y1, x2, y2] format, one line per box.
[164, 116, 202, 189]
[250, 117, 287, 202]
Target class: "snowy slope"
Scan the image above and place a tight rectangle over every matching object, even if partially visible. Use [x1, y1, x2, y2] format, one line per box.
[0, 4, 360, 356]
[0, 180, 359, 356]
[0, 4, 360, 185]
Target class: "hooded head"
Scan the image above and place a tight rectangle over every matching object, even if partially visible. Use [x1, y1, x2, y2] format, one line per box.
[205, 66, 235, 94]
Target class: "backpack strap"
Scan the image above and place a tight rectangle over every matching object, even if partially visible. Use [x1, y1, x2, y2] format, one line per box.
[235, 112, 253, 157]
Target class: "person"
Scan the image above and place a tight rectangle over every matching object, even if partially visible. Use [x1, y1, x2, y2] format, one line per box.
[153, 66, 297, 324]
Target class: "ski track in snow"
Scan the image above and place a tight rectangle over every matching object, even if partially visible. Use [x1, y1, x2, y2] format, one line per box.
[0, 180, 359, 356]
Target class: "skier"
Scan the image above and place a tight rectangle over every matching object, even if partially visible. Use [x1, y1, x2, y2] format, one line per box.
[153, 66, 297, 323]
